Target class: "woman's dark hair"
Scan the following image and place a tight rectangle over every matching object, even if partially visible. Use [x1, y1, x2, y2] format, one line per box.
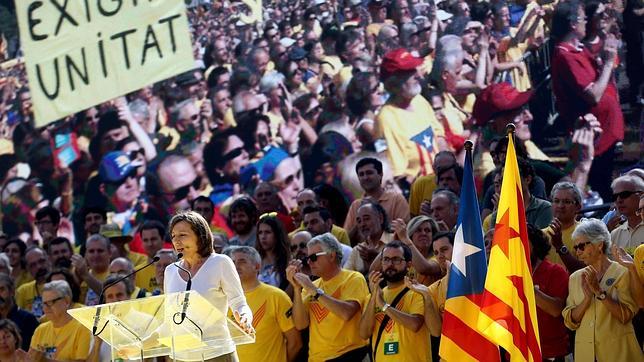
[203, 128, 238, 184]
[527, 224, 551, 261]
[168, 211, 214, 258]
[0, 154, 18, 184]
[471, 2, 492, 23]
[312, 183, 349, 226]
[0, 319, 22, 350]
[5, 238, 27, 261]
[584, 1, 602, 37]
[346, 72, 376, 118]
[46, 268, 81, 303]
[551, 0, 583, 42]
[256, 216, 291, 290]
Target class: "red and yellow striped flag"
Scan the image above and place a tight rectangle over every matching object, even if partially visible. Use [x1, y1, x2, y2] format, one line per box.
[477, 130, 541, 361]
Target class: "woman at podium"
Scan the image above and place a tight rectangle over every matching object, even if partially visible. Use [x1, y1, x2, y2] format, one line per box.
[165, 211, 254, 361]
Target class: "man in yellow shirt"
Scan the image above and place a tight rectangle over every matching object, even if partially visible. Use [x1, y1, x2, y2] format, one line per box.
[376, 48, 448, 181]
[543, 182, 585, 273]
[227, 246, 302, 362]
[15, 246, 52, 318]
[287, 233, 370, 362]
[359, 241, 430, 361]
[136, 220, 167, 292]
[73, 235, 111, 305]
[408, 151, 458, 216]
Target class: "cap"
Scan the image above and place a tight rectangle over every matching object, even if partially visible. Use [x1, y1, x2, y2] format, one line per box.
[380, 48, 423, 80]
[349, 0, 362, 6]
[314, 0, 326, 5]
[280, 37, 296, 48]
[99, 151, 142, 184]
[437, 10, 453, 21]
[99, 223, 133, 243]
[472, 82, 533, 126]
[253, 147, 289, 181]
[288, 46, 308, 61]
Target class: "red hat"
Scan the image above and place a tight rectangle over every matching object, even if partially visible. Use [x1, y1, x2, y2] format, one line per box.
[380, 48, 423, 80]
[472, 83, 533, 126]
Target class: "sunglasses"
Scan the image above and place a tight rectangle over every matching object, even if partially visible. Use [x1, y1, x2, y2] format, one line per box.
[307, 251, 327, 262]
[127, 148, 144, 160]
[165, 176, 202, 202]
[573, 241, 593, 252]
[280, 170, 302, 187]
[222, 147, 244, 163]
[259, 211, 277, 220]
[290, 242, 307, 252]
[613, 190, 640, 200]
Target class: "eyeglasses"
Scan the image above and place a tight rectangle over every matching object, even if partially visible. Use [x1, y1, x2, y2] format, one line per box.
[552, 198, 576, 206]
[43, 296, 64, 308]
[613, 190, 640, 200]
[290, 242, 307, 252]
[165, 176, 201, 202]
[382, 256, 405, 265]
[573, 241, 593, 252]
[307, 251, 327, 262]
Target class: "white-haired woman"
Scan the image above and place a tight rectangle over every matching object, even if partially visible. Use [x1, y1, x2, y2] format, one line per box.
[562, 219, 642, 361]
[28, 280, 92, 361]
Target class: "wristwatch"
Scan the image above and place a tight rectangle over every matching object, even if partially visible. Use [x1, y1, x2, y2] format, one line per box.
[557, 245, 569, 255]
[382, 303, 391, 313]
[596, 291, 607, 301]
[313, 288, 325, 300]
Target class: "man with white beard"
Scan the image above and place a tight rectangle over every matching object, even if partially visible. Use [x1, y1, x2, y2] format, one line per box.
[375, 48, 449, 185]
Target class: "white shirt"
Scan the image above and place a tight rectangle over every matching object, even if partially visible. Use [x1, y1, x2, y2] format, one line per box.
[164, 253, 252, 360]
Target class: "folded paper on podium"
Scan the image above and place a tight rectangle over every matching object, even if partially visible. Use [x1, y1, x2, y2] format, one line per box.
[68, 290, 255, 361]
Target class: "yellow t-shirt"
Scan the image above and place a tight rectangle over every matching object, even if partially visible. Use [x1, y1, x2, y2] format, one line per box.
[15, 280, 44, 318]
[236, 283, 295, 362]
[80, 270, 109, 306]
[543, 221, 579, 270]
[442, 93, 469, 136]
[375, 95, 445, 178]
[634, 244, 644, 282]
[135, 264, 159, 292]
[288, 224, 351, 246]
[408, 174, 437, 216]
[30, 319, 92, 361]
[428, 274, 448, 321]
[127, 250, 149, 268]
[372, 284, 431, 361]
[14, 269, 33, 289]
[302, 269, 369, 362]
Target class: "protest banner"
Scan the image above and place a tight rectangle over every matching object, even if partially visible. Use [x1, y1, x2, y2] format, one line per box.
[15, 0, 195, 127]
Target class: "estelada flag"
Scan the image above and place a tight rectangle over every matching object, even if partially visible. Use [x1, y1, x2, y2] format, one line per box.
[439, 143, 499, 362]
[477, 131, 542, 361]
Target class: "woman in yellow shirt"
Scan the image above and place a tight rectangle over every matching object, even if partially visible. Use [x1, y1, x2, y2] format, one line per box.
[28, 280, 92, 362]
[562, 219, 641, 362]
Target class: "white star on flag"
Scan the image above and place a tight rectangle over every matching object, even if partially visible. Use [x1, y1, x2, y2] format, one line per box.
[422, 135, 432, 149]
[452, 224, 481, 277]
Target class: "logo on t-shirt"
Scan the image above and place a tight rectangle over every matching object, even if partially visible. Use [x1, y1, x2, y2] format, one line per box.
[252, 302, 267, 328]
[309, 289, 341, 323]
[410, 127, 435, 151]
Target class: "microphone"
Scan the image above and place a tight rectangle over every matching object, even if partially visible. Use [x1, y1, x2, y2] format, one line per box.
[92, 256, 160, 335]
[173, 253, 192, 324]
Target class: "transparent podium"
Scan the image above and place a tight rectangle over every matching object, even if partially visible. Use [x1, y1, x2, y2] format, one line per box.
[68, 290, 255, 361]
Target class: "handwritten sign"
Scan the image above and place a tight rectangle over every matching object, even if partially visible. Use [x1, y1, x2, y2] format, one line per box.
[15, 0, 195, 127]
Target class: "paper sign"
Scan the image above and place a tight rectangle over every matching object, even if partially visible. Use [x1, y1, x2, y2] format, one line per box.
[15, 0, 195, 127]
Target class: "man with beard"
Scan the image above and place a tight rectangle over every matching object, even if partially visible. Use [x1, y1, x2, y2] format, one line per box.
[376, 49, 448, 183]
[0, 273, 39, 350]
[46, 237, 73, 269]
[15, 246, 51, 318]
[346, 200, 395, 274]
[359, 240, 430, 361]
[228, 197, 259, 247]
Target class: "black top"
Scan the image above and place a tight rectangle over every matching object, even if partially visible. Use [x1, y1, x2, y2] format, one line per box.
[7, 304, 40, 350]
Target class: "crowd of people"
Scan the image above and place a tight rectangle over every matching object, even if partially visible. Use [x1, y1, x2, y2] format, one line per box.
[0, 0, 642, 360]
